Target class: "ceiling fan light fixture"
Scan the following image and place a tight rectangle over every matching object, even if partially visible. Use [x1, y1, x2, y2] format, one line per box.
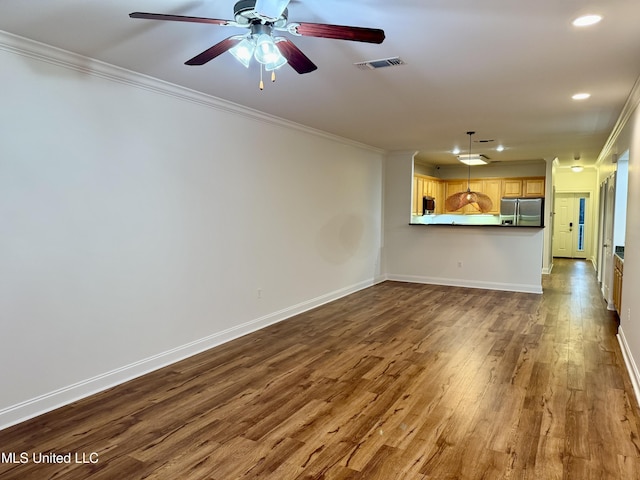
[254, 0, 290, 21]
[129, 3, 385, 83]
[254, 34, 287, 67]
[229, 37, 256, 68]
[264, 54, 287, 71]
[264, 47, 288, 71]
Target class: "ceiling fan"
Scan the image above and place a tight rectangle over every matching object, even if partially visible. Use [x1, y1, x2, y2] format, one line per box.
[130, 0, 385, 79]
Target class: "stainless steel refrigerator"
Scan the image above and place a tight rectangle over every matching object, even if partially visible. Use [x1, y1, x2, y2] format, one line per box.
[500, 197, 544, 226]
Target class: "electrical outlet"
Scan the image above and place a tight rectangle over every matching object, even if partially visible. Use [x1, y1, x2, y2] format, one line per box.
[457, 261, 463, 268]
[257, 288, 262, 299]
[628, 308, 631, 323]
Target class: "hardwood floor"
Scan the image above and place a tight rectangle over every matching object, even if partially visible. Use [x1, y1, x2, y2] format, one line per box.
[2, 258, 639, 479]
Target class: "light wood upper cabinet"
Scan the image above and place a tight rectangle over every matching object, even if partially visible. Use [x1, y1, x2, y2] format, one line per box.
[413, 174, 544, 216]
[435, 181, 445, 214]
[412, 176, 420, 215]
[502, 177, 545, 197]
[502, 179, 523, 197]
[413, 174, 442, 215]
[523, 177, 545, 197]
[482, 179, 502, 214]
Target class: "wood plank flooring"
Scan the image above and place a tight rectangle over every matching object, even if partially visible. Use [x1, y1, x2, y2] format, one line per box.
[2, 258, 640, 479]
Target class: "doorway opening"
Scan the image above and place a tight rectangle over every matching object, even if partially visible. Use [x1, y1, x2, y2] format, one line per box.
[552, 192, 590, 259]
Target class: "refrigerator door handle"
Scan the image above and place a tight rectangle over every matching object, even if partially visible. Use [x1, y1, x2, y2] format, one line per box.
[514, 200, 519, 225]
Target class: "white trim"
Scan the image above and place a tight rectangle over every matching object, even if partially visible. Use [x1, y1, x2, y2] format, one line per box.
[617, 328, 640, 409]
[597, 75, 640, 166]
[0, 279, 379, 431]
[386, 274, 543, 294]
[0, 30, 383, 155]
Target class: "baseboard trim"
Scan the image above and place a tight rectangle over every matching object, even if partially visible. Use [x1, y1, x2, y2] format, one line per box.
[386, 274, 543, 294]
[617, 327, 640, 408]
[0, 278, 378, 431]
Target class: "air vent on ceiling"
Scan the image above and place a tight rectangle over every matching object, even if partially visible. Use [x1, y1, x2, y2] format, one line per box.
[354, 57, 406, 70]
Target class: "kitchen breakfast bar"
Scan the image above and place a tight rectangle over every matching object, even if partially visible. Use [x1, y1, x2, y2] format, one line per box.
[384, 214, 546, 294]
[384, 151, 551, 296]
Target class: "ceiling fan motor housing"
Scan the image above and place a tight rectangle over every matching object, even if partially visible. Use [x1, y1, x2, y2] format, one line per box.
[234, 0, 288, 27]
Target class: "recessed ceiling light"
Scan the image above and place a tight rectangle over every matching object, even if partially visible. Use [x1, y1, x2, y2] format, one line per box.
[572, 92, 591, 100]
[496, 145, 505, 152]
[572, 14, 602, 27]
[571, 165, 584, 172]
[452, 147, 461, 155]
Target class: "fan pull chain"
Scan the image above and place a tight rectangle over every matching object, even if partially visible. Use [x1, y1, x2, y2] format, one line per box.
[259, 65, 264, 91]
[271, 71, 276, 83]
[467, 131, 473, 192]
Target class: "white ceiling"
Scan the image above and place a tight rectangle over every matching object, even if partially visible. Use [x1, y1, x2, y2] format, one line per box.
[2, 0, 640, 167]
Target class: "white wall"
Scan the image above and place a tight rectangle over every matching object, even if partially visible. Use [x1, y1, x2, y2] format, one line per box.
[384, 152, 544, 294]
[620, 109, 640, 383]
[597, 80, 640, 403]
[613, 159, 629, 247]
[0, 32, 384, 428]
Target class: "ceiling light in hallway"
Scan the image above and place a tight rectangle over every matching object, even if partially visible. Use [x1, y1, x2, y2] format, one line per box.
[572, 14, 602, 27]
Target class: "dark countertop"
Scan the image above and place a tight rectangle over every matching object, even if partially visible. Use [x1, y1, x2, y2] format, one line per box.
[409, 223, 545, 229]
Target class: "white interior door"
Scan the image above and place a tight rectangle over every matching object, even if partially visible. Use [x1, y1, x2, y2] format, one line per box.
[601, 176, 616, 305]
[552, 193, 589, 258]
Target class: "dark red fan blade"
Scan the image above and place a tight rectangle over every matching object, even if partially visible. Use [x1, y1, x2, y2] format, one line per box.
[292, 22, 385, 44]
[276, 39, 317, 74]
[129, 12, 231, 26]
[185, 37, 242, 65]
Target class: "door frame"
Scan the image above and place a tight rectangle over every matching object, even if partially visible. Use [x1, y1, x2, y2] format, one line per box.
[552, 191, 593, 260]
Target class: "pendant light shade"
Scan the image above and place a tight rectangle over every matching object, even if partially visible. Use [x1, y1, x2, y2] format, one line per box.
[445, 190, 493, 213]
[445, 131, 493, 213]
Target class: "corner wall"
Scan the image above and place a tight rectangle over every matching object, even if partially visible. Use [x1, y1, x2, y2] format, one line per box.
[0, 32, 385, 429]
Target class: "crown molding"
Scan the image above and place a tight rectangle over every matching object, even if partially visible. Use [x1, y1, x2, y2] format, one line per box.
[0, 29, 384, 155]
[596, 74, 640, 166]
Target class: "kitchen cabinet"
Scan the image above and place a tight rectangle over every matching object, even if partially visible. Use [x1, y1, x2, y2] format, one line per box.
[413, 174, 442, 215]
[445, 180, 488, 214]
[466, 180, 484, 213]
[613, 254, 623, 314]
[482, 179, 502, 214]
[444, 180, 467, 213]
[523, 177, 545, 197]
[413, 176, 422, 215]
[434, 181, 445, 214]
[414, 174, 544, 216]
[502, 179, 522, 197]
[502, 177, 545, 198]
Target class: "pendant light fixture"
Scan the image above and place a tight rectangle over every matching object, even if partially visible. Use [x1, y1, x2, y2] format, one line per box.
[445, 131, 493, 213]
